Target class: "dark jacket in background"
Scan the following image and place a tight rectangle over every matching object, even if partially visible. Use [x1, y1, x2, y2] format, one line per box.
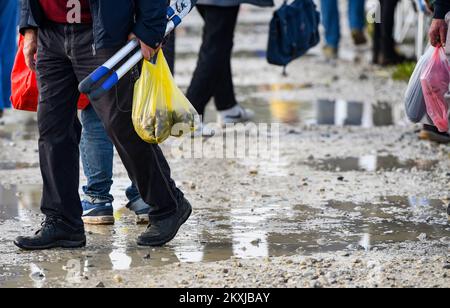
[434, 0, 450, 18]
[20, 0, 167, 49]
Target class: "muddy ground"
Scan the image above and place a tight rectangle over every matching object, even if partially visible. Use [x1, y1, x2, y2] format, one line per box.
[0, 5, 449, 288]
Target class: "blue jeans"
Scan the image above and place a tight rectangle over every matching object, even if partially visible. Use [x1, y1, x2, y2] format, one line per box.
[320, 0, 366, 49]
[0, 0, 18, 110]
[80, 105, 140, 202]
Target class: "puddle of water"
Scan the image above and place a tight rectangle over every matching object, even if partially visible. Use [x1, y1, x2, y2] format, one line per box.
[0, 162, 39, 171]
[325, 196, 449, 244]
[1, 180, 449, 287]
[311, 155, 438, 172]
[0, 184, 42, 223]
[0, 113, 38, 141]
[204, 93, 395, 128]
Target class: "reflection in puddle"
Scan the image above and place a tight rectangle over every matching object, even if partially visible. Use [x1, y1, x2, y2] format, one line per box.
[203, 83, 396, 127]
[311, 155, 438, 172]
[326, 196, 449, 244]
[315, 100, 393, 127]
[0, 184, 42, 223]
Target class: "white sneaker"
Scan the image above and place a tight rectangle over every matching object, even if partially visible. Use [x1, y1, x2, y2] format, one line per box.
[191, 123, 216, 138]
[218, 105, 255, 125]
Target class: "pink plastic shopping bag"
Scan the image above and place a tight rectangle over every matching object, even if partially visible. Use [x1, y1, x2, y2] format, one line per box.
[420, 46, 450, 132]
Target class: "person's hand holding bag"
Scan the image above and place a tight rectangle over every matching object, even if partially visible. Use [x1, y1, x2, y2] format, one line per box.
[23, 29, 38, 71]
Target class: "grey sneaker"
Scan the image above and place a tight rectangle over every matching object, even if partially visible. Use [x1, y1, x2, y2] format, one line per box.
[218, 105, 255, 125]
[126, 198, 151, 225]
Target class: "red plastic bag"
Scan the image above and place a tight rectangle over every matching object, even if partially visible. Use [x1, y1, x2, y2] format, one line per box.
[420, 46, 450, 132]
[10, 35, 89, 112]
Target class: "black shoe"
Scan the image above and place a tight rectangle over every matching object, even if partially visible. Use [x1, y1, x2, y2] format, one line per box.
[14, 216, 86, 251]
[419, 124, 450, 144]
[137, 197, 192, 247]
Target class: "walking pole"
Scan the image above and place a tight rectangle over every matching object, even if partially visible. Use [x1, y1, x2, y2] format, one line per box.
[79, 0, 197, 100]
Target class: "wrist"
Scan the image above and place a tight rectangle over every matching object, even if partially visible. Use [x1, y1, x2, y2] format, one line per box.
[24, 29, 37, 39]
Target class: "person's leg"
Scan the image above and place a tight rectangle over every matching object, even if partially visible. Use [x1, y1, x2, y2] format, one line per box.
[14, 23, 87, 251]
[379, 0, 405, 64]
[80, 105, 114, 202]
[348, 0, 366, 31]
[125, 184, 152, 224]
[72, 25, 190, 246]
[164, 32, 176, 75]
[0, 0, 18, 112]
[320, 0, 340, 49]
[186, 5, 219, 116]
[79, 105, 115, 225]
[348, 0, 367, 45]
[373, 13, 382, 64]
[206, 6, 239, 112]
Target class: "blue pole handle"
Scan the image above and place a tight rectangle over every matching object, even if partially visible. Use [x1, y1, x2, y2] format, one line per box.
[78, 66, 110, 94]
[88, 73, 119, 100]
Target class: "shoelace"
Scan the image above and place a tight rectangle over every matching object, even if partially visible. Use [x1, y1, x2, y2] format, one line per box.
[35, 217, 58, 235]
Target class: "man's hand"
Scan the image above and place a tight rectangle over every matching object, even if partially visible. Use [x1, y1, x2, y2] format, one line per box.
[429, 19, 448, 47]
[128, 33, 160, 61]
[23, 29, 38, 71]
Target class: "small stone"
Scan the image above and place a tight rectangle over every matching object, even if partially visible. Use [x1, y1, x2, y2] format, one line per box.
[113, 275, 123, 283]
[196, 272, 206, 279]
[337, 176, 344, 181]
[417, 233, 428, 241]
[143, 254, 151, 260]
[96, 282, 105, 288]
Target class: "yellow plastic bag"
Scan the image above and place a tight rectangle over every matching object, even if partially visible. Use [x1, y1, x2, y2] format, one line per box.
[132, 51, 198, 144]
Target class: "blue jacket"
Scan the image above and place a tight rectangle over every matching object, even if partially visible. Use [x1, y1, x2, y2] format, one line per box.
[20, 0, 167, 49]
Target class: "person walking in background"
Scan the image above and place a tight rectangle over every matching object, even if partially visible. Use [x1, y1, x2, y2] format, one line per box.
[427, 0, 450, 219]
[0, 0, 18, 118]
[372, 0, 408, 66]
[186, 0, 273, 125]
[320, 0, 367, 59]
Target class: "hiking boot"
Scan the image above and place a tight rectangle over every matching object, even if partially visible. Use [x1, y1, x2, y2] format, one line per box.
[351, 30, 367, 46]
[218, 104, 255, 125]
[419, 124, 450, 144]
[137, 197, 192, 247]
[126, 198, 151, 225]
[81, 197, 115, 225]
[14, 216, 86, 251]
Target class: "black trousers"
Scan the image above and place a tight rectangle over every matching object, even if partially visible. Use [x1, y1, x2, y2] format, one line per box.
[186, 5, 240, 116]
[36, 23, 181, 228]
[373, 0, 400, 60]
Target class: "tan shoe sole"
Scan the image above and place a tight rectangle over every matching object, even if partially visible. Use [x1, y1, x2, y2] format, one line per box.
[82, 216, 115, 225]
